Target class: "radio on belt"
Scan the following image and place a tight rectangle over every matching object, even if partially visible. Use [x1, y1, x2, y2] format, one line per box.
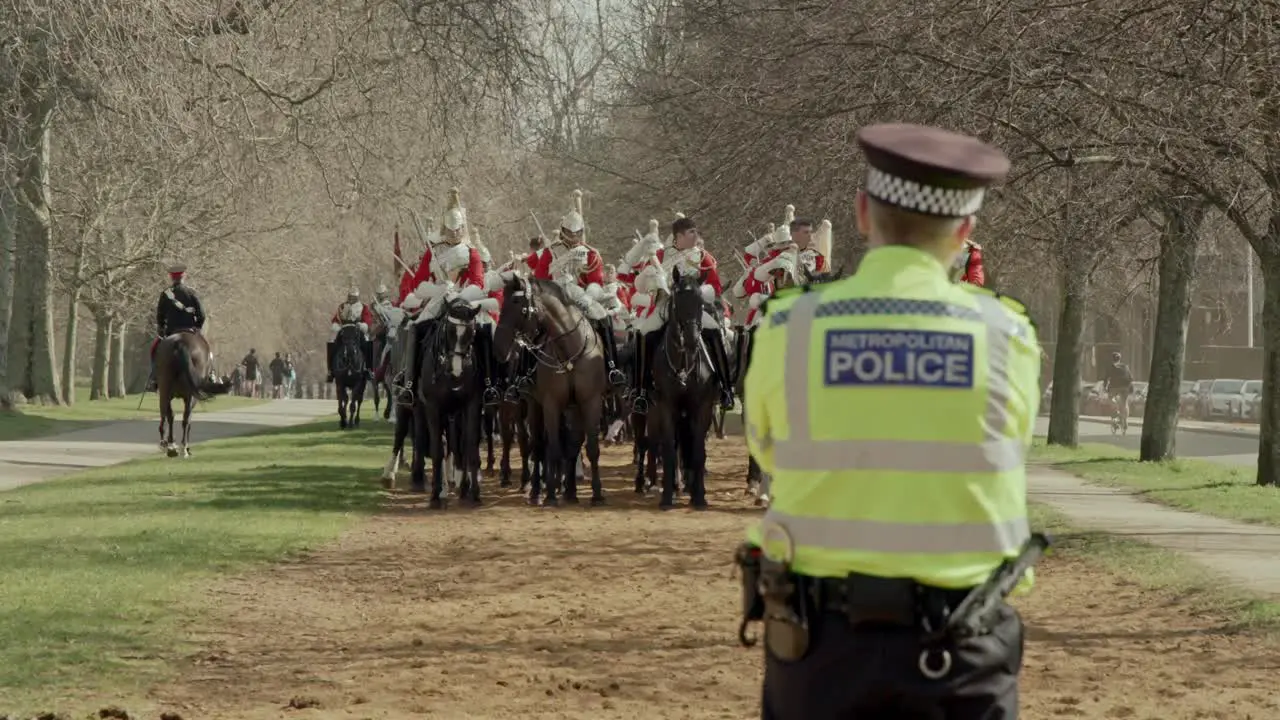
[823, 329, 975, 388]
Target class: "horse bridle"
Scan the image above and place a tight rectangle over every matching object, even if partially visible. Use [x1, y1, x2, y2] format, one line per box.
[508, 277, 591, 374]
[663, 281, 710, 387]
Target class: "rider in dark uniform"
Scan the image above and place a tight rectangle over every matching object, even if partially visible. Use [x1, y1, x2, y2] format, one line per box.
[149, 263, 206, 391]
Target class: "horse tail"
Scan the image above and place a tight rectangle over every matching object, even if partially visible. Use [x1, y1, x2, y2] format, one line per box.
[175, 340, 232, 401]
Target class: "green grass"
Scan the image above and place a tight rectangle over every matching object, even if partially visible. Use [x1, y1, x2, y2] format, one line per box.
[1027, 438, 1280, 526]
[1028, 503, 1280, 630]
[0, 422, 385, 712]
[0, 385, 266, 441]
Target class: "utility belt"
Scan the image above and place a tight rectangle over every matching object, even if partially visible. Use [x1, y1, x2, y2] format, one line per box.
[734, 531, 1050, 679]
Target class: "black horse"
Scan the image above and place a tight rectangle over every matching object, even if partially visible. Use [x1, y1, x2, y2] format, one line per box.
[333, 324, 368, 429]
[649, 268, 720, 509]
[411, 299, 484, 508]
[380, 318, 415, 488]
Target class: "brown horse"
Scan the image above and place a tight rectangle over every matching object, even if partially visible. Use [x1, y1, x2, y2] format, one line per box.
[493, 275, 608, 506]
[155, 330, 232, 458]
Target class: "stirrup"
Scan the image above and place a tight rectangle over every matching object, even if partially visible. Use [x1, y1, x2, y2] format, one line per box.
[503, 384, 521, 402]
[608, 367, 626, 386]
[483, 385, 500, 406]
[633, 392, 649, 415]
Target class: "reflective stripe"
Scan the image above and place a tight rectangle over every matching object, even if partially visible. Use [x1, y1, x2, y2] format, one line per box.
[774, 292, 1026, 473]
[764, 508, 1030, 555]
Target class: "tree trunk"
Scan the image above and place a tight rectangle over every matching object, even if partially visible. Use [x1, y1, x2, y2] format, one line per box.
[90, 311, 111, 400]
[1257, 252, 1280, 485]
[1140, 196, 1205, 462]
[6, 94, 60, 405]
[60, 291, 80, 405]
[0, 188, 15, 407]
[1046, 268, 1089, 447]
[59, 244, 87, 404]
[108, 318, 127, 399]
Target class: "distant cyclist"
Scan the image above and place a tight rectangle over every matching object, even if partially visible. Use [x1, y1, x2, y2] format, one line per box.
[1104, 352, 1135, 429]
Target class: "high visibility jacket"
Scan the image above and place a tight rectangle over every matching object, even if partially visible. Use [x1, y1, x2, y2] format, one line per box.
[744, 245, 1041, 589]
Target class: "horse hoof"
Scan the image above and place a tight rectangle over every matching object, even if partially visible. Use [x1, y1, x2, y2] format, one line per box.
[428, 497, 445, 510]
[590, 496, 606, 507]
[166, 448, 179, 458]
[542, 497, 559, 508]
[527, 495, 540, 506]
[183, 450, 192, 459]
[565, 495, 580, 505]
[691, 500, 709, 511]
[499, 479, 512, 488]
[658, 500, 675, 511]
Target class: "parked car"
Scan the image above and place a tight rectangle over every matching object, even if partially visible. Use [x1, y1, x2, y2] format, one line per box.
[1181, 380, 1208, 417]
[1128, 381, 1149, 416]
[1040, 380, 1090, 415]
[1243, 380, 1264, 421]
[1200, 378, 1249, 420]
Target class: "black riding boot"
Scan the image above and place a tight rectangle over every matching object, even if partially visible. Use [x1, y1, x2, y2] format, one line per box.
[515, 348, 536, 396]
[596, 320, 626, 387]
[325, 341, 335, 383]
[399, 323, 420, 404]
[702, 329, 737, 410]
[633, 331, 652, 415]
[479, 324, 499, 407]
[364, 340, 375, 379]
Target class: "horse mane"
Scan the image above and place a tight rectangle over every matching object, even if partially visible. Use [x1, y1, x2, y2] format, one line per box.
[529, 278, 571, 306]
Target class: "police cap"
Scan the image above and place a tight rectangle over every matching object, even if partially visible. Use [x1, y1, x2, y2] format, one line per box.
[167, 263, 187, 275]
[856, 123, 1010, 218]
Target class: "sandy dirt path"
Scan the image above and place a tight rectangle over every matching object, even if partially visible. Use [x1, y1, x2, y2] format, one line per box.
[143, 439, 1280, 720]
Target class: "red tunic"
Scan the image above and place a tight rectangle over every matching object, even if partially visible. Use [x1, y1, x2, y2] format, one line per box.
[410, 245, 485, 290]
[525, 248, 553, 280]
[741, 272, 773, 327]
[614, 283, 633, 311]
[485, 288, 504, 324]
[656, 247, 723, 296]
[961, 243, 985, 286]
[570, 246, 605, 288]
[331, 303, 374, 326]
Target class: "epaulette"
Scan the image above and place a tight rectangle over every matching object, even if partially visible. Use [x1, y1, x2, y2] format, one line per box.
[964, 285, 1037, 332]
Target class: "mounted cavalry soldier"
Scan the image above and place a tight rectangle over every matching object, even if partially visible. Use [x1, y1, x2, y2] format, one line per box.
[469, 232, 505, 405]
[631, 216, 737, 413]
[548, 189, 627, 388]
[525, 235, 554, 280]
[398, 188, 487, 403]
[952, 238, 986, 286]
[327, 287, 375, 382]
[149, 263, 207, 392]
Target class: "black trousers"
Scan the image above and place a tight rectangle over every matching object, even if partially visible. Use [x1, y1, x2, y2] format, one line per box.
[762, 605, 1022, 719]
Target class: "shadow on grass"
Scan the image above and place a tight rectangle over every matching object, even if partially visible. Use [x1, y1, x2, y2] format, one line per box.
[0, 414, 106, 442]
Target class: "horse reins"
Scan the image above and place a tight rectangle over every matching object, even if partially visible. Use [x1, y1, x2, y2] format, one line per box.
[509, 280, 592, 375]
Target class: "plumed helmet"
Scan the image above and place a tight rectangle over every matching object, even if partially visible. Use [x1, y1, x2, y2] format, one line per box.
[814, 219, 833, 260]
[348, 287, 360, 299]
[560, 189, 586, 233]
[441, 188, 468, 236]
[782, 204, 796, 226]
[376, 283, 388, 297]
[644, 218, 660, 244]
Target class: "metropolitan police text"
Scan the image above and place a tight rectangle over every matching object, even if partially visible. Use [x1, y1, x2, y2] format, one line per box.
[824, 330, 974, 388]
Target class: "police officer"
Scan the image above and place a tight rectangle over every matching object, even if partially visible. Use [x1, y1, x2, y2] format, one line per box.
[149, 263, 207, 391]
[739, 123, 1043, 719]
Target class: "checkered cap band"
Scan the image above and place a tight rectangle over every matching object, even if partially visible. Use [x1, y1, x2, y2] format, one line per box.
[865, 167, 986, 217]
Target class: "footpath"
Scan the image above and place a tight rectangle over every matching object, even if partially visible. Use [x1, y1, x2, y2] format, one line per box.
[0, 399, 333, 492]
[1029, 467, 1280, 595]
[1077, 413, 1258, 438]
